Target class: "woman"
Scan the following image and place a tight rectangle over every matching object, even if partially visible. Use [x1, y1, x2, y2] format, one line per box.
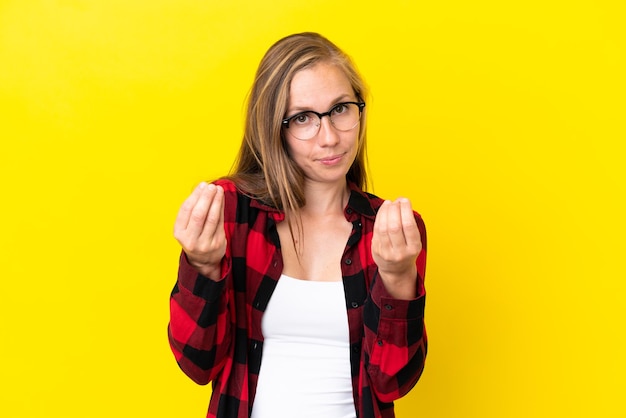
[168, 32, 427, 418]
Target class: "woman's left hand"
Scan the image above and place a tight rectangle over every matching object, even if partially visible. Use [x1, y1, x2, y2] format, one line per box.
[371, 198, 422, 299]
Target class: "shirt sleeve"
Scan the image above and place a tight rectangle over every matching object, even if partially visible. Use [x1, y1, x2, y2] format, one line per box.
[167, 180, 238, 386]
[363, 213, 427, 402]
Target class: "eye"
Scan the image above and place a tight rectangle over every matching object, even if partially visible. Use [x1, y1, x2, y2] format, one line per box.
[291, 112, 312, 126]
[331, 103, 349, 115]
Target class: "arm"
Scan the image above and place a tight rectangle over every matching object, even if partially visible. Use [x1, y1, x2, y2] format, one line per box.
[168, 252, 232, 385]
[366, 201, 427, 401]
[167, 182, 233, 385]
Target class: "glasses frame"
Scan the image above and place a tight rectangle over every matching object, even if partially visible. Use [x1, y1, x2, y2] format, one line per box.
[281, 101, 366, 140]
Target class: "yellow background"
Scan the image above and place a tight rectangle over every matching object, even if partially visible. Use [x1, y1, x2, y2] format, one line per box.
[1, 0, 624, 417]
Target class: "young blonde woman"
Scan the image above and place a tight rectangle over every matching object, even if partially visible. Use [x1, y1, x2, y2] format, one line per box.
[168, 32, 427, 418]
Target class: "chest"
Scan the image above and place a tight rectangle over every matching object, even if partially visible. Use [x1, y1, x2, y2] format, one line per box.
[276, 215, 353, 281]
[231, 209, 376, 340]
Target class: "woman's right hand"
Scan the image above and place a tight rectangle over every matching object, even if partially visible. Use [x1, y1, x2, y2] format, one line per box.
[174, 182, 226, 281]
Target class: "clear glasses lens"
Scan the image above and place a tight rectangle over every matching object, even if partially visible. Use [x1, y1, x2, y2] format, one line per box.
[287, 103, 361, 140]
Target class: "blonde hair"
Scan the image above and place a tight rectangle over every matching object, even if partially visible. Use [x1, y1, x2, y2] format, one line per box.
[225, 33, 369, 253]
[229, 32, 369, 211]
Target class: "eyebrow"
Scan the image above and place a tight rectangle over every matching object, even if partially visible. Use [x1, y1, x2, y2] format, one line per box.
[286, 94, 354, 115]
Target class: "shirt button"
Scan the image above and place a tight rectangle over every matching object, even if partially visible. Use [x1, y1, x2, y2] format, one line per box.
[385, 304, 393, 310]
[345, 258, 352, 265]
[351, 301, 359, 308]
[346, 208, 353, 214]
[377, 340, 383, 346]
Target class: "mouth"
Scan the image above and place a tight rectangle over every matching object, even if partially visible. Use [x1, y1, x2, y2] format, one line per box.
[318, 153, 345, 165]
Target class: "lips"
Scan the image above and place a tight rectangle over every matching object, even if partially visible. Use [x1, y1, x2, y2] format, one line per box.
[318, 153, 345, 164]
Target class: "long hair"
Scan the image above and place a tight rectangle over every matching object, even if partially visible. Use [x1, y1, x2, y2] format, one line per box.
[225, 33, 369, 254]
[228, 32, 370, 212]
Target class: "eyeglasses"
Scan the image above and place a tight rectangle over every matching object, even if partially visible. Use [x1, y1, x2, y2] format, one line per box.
[282, 101, 366, 141]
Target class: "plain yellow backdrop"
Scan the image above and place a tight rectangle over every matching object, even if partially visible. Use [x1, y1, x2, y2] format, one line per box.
[1, 0, 624, 417]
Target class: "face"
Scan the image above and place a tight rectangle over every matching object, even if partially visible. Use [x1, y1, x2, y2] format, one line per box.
[283, 62, 360, 188]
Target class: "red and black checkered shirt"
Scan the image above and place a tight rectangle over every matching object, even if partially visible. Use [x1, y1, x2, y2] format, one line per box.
[168, 179, 427, 418]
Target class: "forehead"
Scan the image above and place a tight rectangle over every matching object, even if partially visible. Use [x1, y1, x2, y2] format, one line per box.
[287, 62, 354, 110]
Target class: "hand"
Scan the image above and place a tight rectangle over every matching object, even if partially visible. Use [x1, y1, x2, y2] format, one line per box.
[371, 198, 422, 299]
[173, 182, 226, 280]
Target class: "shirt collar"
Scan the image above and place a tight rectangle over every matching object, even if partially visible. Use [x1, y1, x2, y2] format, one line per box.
[346, 181, 378, 221]
[249, 197, 285, 222]
[248, 181, 379, 221]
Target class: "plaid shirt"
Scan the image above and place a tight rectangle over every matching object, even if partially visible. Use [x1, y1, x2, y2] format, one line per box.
[168, 179, 427, 418]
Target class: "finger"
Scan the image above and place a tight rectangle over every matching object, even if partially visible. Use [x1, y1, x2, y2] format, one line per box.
[385, 200, 407, 248]
[199, 185, 225, 241]
[399, 198, 421, 249]
[174, 182, 207, 233]
[186, 183, 218, 237]
[373, 200, 389, 235]
[373, 200, 392, 249]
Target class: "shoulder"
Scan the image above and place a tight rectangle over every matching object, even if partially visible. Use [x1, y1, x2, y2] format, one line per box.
[347, 183, 380, 219]
[362, 190, 386, 212]
[348, 183, 424, 221]
[213, 178, 238, 193]
[212, 178, 284, 219]
[210, 179, 240, 213]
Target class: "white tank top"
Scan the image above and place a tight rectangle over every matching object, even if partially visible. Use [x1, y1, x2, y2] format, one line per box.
[250, 274, 357, 418]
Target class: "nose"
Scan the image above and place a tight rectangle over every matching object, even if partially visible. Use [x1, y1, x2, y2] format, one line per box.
[316, 115, 340, 147]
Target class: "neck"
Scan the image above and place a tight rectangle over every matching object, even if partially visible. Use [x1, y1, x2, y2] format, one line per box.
[301, 179, 350, 218]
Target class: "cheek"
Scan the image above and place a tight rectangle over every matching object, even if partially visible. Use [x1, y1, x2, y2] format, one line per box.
[346, 132, 360, 152]
[283, 134, 298, 155]
[285, 136, 308, 161]
[348, 135, 361, 164]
